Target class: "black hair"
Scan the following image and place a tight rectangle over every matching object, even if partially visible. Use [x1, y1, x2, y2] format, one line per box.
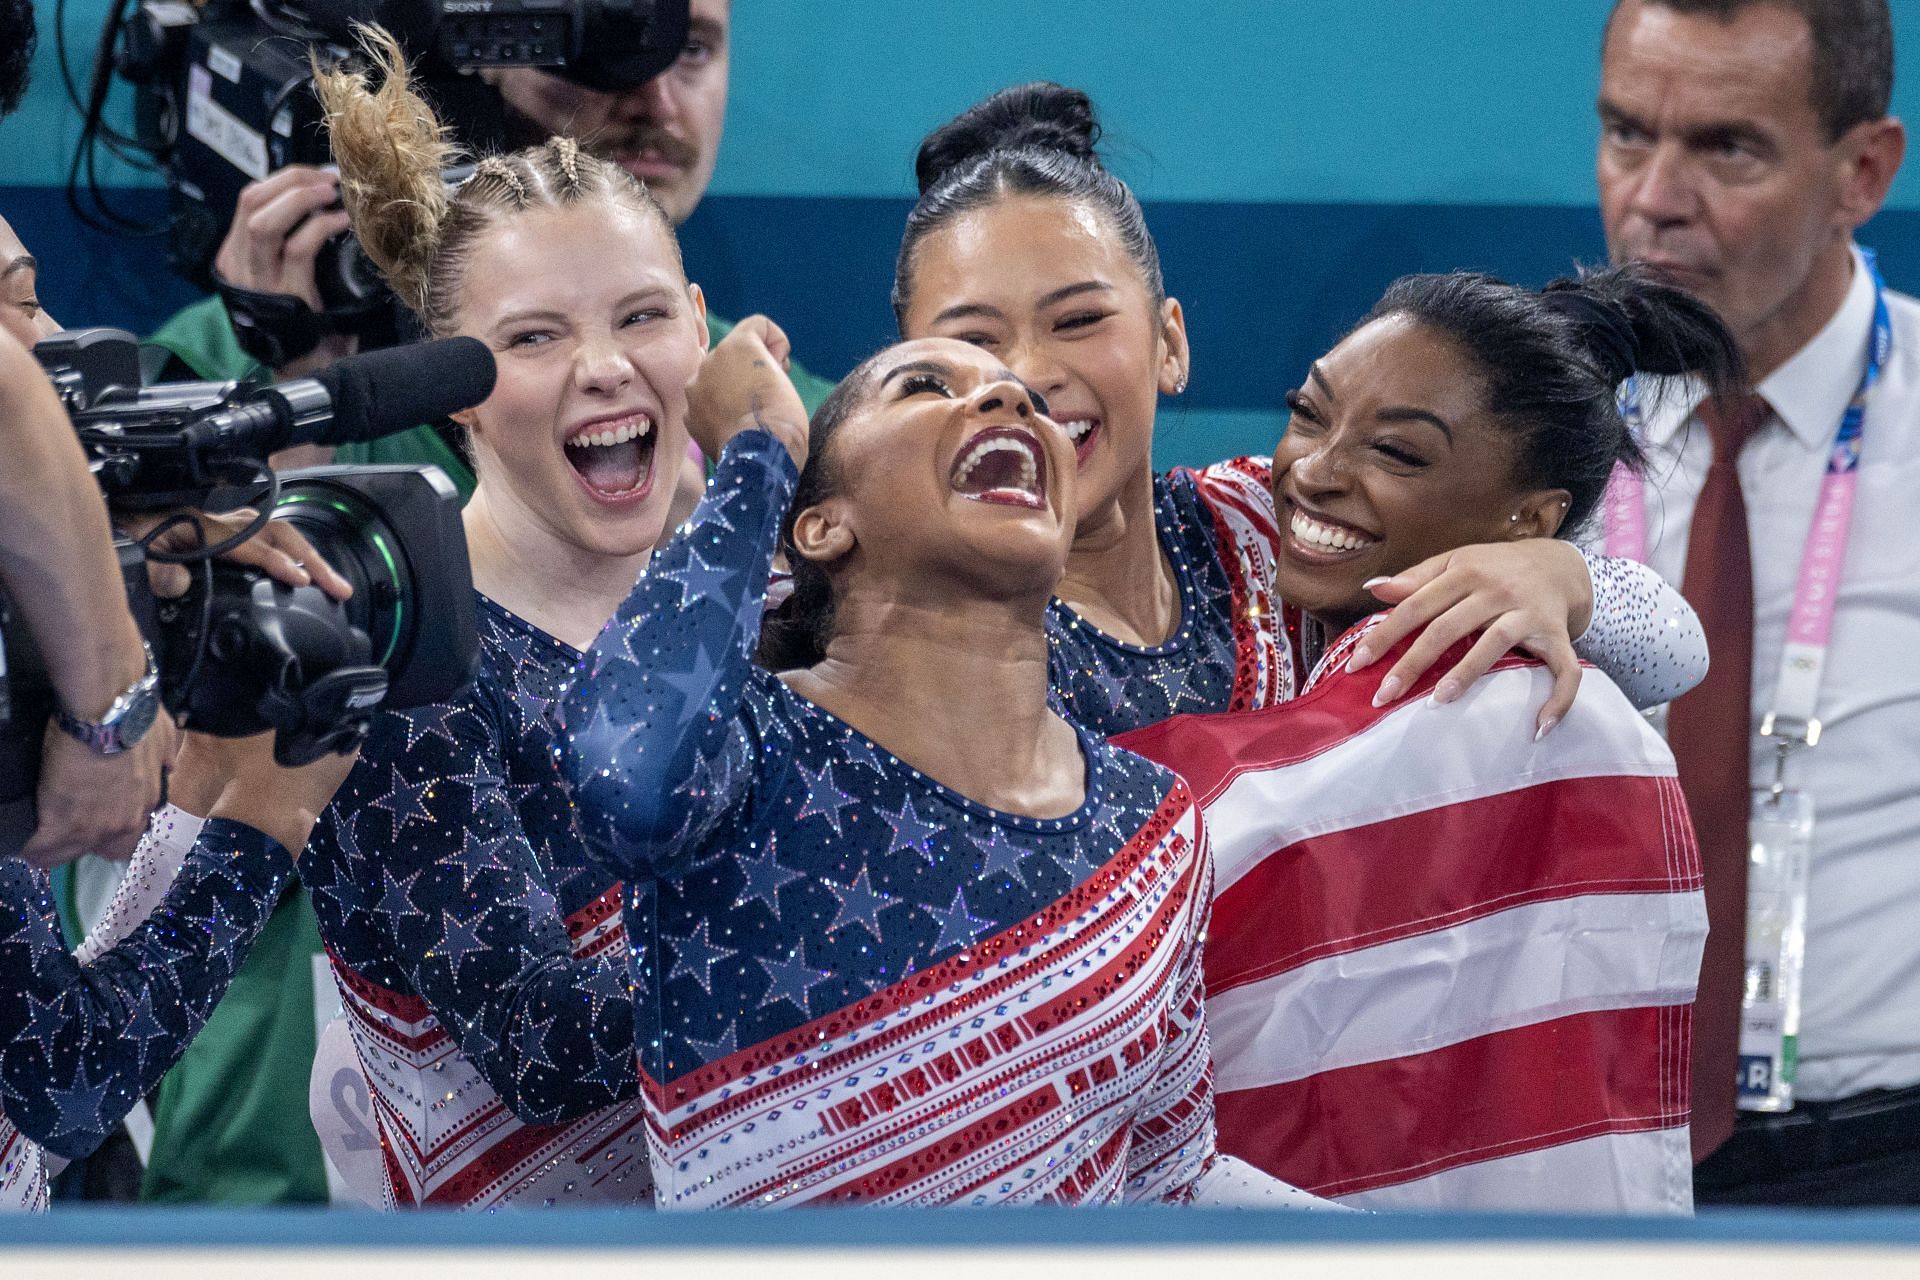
[1361, 263, 1746, 537]
[0, 0, 36, 119]
[891, 82, 1164, 325]
[755, 357, 884, 672]
[1608, 0, 1894, 140]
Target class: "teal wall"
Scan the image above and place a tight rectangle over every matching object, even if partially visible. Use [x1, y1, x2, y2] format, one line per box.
[7, 1, 1920, 468]
[11, 0, 1920, 204]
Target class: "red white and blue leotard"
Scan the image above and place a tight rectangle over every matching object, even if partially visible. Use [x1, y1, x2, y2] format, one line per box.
[558, 431, 1269, 1208]
[301, 597, 649, 1208]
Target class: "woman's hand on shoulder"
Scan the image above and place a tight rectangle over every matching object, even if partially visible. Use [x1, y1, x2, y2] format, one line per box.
[1345, 539, 1592, 737]
[686, 316, 809, 470]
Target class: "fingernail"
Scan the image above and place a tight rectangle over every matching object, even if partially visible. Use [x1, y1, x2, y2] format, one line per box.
[1431, 678, 1462, 705]
[1535, 716, 1560, 741]
[1362, 576, 1392, 591]
[1371, 674, 1403, 707]
[1345, 644, 1373, 672]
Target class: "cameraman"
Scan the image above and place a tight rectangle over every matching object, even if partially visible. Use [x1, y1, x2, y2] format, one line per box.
[148, 0, 835, 493]
[0, 327, 176, 868]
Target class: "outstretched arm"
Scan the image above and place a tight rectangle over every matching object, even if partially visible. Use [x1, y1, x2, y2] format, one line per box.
[0, 735, 352, 1159]
[559, 318, 808, 876]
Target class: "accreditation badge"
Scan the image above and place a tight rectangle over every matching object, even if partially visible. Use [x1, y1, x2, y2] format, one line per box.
[1738, 788, 1815, 1112]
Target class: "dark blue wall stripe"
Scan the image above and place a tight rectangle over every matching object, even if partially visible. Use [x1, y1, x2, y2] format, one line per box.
[16, 186, 1920, 412]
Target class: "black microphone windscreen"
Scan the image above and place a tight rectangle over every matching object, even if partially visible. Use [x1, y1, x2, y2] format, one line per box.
[311, 337, 498, 446]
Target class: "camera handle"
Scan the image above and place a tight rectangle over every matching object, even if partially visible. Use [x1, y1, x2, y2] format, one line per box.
[214, 270, 389, 372]
[260, 663, 385, 766]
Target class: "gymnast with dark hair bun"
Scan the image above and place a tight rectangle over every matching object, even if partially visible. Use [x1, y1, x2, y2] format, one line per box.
[885, 83, 1709, 737]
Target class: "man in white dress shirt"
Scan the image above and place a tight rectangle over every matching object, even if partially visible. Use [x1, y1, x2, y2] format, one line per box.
[1596, 0, 1917, 1204]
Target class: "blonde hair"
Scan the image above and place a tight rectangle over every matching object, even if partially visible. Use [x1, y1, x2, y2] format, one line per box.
[312, 27, 679, 335]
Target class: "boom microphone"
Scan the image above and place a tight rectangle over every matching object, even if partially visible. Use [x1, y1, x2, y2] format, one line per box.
[183, 336, 498, 456]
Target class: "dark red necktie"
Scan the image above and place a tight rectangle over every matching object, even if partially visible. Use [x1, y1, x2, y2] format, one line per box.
[1668, 392, 1769, 1163]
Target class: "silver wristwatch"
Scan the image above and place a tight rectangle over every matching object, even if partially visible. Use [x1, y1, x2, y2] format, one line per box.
[54, 641, 162, 755]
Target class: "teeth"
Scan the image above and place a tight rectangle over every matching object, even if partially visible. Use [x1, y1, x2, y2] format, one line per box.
[956, 435, 1041, 493]
[1062, 418, 1096, 441]
[1290, 510, 1376, 552]
[567, 416, 652, 448]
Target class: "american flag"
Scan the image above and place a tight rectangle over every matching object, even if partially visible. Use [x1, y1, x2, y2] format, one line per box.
[1116, 622, 1706, 1214]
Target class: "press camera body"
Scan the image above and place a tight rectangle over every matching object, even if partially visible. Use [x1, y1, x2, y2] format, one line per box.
[109, 0, 689, 314]
[0, 328, 495, 809]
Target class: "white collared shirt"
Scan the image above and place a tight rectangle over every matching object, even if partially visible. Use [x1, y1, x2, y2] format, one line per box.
[1626, 245, 1920, 1099]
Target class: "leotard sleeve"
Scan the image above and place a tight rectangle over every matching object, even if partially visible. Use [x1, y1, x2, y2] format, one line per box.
[73, 804, 203, 964]
[559, 429, 799, 878]
[307, 685, 640, 1126]
[0, 817, 289, 1158]
[1571, 549, 1710, 708]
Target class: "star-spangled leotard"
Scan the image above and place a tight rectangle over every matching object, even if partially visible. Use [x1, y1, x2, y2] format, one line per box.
[301, 595, 649, 1208]
[558, 429, 1277, 1209]
[1048, 457, 1710, 736]
[0, 812, 289, 1210]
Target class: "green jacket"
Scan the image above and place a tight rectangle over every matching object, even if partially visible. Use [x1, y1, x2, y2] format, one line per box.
[134, 293, 836, 1204]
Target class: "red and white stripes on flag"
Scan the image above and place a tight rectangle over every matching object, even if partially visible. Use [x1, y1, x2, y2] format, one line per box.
[1116, 626, 1706, 1214]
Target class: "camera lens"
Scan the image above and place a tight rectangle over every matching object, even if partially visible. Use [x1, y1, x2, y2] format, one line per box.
[270, 467, 478, 713]
[314, 232, 392, 313]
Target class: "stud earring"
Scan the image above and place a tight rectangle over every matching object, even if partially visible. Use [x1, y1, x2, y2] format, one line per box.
[1509, 513, 1520, 523]
[1173, 375, 1188, 395]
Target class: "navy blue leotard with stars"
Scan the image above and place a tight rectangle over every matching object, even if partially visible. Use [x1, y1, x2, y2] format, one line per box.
[557, 430, 1231, 1208]
[0, 819, 288, 1161]
[1046, 461, 1286, 736]
[300, 596, 650, 1207]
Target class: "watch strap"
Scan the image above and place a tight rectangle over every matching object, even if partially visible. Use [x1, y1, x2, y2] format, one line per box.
[53, 642, 160, 756]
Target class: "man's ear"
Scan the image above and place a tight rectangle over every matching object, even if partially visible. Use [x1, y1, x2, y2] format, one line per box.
[1158, 296, 1190, 395]
[1509, 489, 1574, 541]
[688, 282, 710, 352]
[1837, 116, 1906, 231]
[790, 498, 856, 568]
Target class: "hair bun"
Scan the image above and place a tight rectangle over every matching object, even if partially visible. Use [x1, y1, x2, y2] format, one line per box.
[1540, 285, 1640, 385]
[914, 82, 1100, 194]
[1544, 263, 1747, 385]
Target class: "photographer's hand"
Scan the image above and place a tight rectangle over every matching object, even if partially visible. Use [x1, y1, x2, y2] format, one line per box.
[212, 166, 359, 383]
[21, 713, 178, 869]
[128, 509, 354, 602]
[0, 332, 176, 865]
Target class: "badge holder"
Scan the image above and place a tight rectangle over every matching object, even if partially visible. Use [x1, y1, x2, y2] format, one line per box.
[1739, 714, 1818, 1112]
